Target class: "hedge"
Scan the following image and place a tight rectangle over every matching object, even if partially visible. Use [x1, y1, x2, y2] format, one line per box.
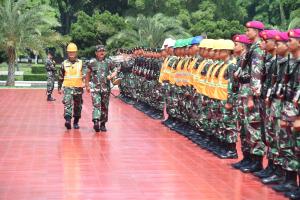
[31, 66, 46, 74]
[23, 74, 47, 81]
[0, 75, 23, 81]
[31, 66, 60, 74]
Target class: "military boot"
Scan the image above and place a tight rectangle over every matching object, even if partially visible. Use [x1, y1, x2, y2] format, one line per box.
[73, 117, 80, 129]
[254, 159, 275, 178]
[261, 165, 285, 184]
[272, 171, 298, 192]
[219, 143, 238, 159]
[47, 94, 56, 101]
[93, 120, 100, 132]
[231, 152, 251, 169]
[65, 117, 71, 130]
[100, 122, 107, 132]
[240, 155, 263, 173]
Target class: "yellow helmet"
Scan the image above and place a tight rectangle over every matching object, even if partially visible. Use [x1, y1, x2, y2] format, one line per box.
[222, 40, 235, 50]
[67, 43, 78, 52]
[199, 39, 208, 48]
[205, 39, 215, 49]
[212, 39, 225, 50]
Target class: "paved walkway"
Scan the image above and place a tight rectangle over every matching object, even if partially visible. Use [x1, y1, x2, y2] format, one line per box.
[0, 89, 286, 200]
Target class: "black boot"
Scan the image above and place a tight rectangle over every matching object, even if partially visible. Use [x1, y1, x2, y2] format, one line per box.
[47, 94, 56, 101]
[272, 170, 298, 192]
[219, 143, 238, 159]
[100, 122, 107, 132]
[261, 165, 285, 184]
[254, 159, 275, 178]
[73, 117, 80, 129]
[65, 117, 71, 129]
[93, 120, 100, 132]
[231, 151, 251, 169]
[240, 155, 263, 173]
[286, 183, 300, 200]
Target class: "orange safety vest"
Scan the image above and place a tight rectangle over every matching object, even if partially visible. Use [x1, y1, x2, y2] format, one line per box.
[182, 57, 191, 86]
[63, 59, 84, 88]
[214, 63, 229, 101]
[206, 62, 224, 99]
[159, 57, 170, 83]
[194, 59, 208, 94]
[175, 58, 185, 86]
[188, 58, 198, 86]
[168, 57, 179, 85]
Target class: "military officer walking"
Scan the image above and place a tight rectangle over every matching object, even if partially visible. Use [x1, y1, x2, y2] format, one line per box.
[45, 51, 56, 101]
[58, 43, 84, 130]
[85, 45, 118, 132]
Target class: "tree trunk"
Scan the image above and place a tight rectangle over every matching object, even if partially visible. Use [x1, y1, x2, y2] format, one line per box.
[35, 54, 38, 64]
[6, 47, 16, 86]
[279, 0, 287, 28]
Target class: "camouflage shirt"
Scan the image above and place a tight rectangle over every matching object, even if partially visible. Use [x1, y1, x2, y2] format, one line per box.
[88, 58, 119, 92]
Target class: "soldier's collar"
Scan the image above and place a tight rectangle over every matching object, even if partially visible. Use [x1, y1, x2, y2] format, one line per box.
[277, 56, 288, 64]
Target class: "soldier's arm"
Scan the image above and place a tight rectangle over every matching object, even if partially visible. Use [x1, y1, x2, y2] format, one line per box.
[226, 63, 237, 105]
[57, 63, 65, 91]
[249, 49, 264, 97]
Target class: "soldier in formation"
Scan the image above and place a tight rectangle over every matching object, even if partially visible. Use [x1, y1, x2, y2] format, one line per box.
[118, 22, 300, 199]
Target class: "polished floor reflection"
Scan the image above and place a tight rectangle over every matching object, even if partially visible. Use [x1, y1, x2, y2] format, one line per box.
[0, 89, 286, 200]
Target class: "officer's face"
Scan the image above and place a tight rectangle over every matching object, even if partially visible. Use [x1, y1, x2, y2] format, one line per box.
[161, 50, 167, 57]
[265, 39, 276, 52]
[246, 28, 258, 40]
[259, 40, 266, 50]
[234, 42, 243, 55]
[288, 38, 300, 53]
[276, 41, 289, 56]
[208, 49, 215, 58]
[67, 51, 77, 61]
[96, 50, 106, 60]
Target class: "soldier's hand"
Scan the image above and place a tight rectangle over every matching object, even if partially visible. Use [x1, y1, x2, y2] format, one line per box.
[293, 100, 298, 108]
[265, 98, 270, 107]
[247, 98, 254, 111]
[225, 103, 232, 110]
[58, 90, 62, 95]
[86, 86, 90, 93]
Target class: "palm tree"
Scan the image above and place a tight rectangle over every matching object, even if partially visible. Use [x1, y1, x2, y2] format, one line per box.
[0, 0, 67, 86]
[107, 13, 190, 49]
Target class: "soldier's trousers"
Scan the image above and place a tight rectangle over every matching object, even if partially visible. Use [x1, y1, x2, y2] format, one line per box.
[62, 87, 83, 120]
[91, 91, 110, 123]
[237, 97, 251, 154]
[279, 102, 300, 171]
[221, 101, 238, 144]
[243, 97, 265, 156]
[46, 71, 55, 95]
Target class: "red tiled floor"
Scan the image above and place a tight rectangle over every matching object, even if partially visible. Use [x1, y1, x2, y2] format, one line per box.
[0, 89, 286, 200]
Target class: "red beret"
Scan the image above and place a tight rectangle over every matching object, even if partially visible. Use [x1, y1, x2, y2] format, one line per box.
[288, 29, 300, 39]
[246, 21, 265, 30]
[234, 34, 252, 45]
[275, 32, 289, 42]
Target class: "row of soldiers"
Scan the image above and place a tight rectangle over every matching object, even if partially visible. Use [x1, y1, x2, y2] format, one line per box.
[118, 21, 300, 199]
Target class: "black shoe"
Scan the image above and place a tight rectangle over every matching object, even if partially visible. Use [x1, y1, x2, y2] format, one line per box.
[100, 123, 107, 132]
[285, 188, 300, 199]
[65, 119, 71, 129]
[93, 120, 100, 132]
[47, 95, 56, 101]
[272, 171, 298, 193]
[261, 166, 285, 185]
[219, 143, 238, 159]
[73, 117, 80, 129]
[254, 159, 275, 178]
[240, 155, 263, 173]
[231, 152, 251, 169]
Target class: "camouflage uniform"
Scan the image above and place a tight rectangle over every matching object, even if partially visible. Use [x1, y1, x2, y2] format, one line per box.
[58, 59, 84, 120]
[240, 40, 266, 156]
[45, 58, 56, 96]
[87, 58, 118, 123]
[280, 57, 300, 171]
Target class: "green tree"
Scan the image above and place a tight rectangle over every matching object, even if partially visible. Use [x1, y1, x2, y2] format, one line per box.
[0, 0, 66, 86]
[107, 13, 190, 49]
[70, 11, 127, 57]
